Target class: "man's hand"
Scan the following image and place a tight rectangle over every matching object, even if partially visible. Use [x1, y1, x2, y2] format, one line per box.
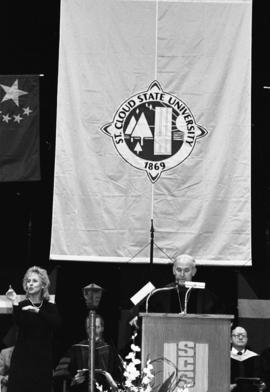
[72, 370, 86, 385]
[1, 375, 9, 386]
[129, 316, 139, 329]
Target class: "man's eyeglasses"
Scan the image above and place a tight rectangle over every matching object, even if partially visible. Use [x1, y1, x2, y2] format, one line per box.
[232, 333, 247, 338]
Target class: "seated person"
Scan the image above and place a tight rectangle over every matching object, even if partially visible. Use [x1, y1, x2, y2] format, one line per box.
[148, 254, 222, 314]
[230, 326, 261, 392]
[54, 315, 122, 391]
[0, 345, 14, 392]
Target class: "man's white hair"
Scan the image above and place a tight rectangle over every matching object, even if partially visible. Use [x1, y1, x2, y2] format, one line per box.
[173, 254, 196, 266]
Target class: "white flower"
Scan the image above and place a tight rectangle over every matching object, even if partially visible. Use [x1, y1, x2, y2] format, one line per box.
[95, 382, 104, 392]
[141, 376, 152, 385]
[142, 384, 152, 392]
[131, 344, 141, 352]
[124, 362, 140, 381]
[122, 341, 154, 392]
[145, 360, 153, 371]
[125, 379, 134, 388]
[126, 352, 136, 360]
[142, 365, 154, 378]
[131, 331, 138, 340]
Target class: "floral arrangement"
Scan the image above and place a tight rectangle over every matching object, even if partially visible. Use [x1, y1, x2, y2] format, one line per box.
[96, 330, 190, 392]
[120, 331, 191, 392]
[122, 331, 154, 392]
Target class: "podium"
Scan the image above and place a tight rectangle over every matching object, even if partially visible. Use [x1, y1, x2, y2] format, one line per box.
[140, 313, 234, 392]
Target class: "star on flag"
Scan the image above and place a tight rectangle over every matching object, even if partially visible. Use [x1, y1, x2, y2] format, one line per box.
[2, 114, 11, 123]
[23, 106, 32, 116]
[0, 79, 28, 106]
[14, 114, 23, 123]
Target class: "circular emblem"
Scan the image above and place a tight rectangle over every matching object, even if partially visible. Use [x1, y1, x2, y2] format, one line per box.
[101, 81, 207, 182]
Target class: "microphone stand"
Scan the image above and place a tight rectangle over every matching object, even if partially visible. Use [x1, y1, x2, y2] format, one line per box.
[183, 281, 205, 313]
[149, 219, 154, 279]
[88, 311, 96, 392]
[184, 287, 192, 314]
[145, 285, 176, 313]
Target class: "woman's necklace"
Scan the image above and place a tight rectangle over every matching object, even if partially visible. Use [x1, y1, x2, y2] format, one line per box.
[28, 298, 43, 309]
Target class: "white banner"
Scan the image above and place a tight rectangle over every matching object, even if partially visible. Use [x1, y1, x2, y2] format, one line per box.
[50, 0, 252, 266]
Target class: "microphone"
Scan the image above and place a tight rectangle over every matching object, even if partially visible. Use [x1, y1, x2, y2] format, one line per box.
[182, 281, 205, 313]
[184, 281, 205, 289]
[146, 285, 177, 313]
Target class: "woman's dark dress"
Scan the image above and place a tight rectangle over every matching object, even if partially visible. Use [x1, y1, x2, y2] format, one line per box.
[7, 299, 60, 392]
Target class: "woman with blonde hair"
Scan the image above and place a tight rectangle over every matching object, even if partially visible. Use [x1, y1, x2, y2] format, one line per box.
[6, 266, 61, 392]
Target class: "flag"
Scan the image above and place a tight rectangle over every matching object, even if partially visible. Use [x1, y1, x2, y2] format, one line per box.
[51, 0, 252, 265]
[0, 75, 40, 182]
[237, 272, 270, 354]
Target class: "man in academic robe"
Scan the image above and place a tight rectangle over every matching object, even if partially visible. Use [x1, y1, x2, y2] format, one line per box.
[230, 326, 261, 392]
[148, 254, 222, 314]
[54, 315, 122, 392]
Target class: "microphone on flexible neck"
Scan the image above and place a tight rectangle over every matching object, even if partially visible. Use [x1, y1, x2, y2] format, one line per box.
[181, 281, 206, 313]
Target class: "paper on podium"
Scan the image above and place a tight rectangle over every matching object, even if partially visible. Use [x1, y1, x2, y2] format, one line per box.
[130, 282, 155, 305]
